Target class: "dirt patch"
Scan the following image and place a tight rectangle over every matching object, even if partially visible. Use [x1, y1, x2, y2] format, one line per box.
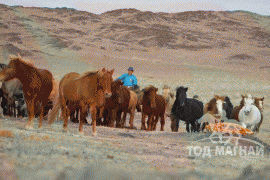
[0, 44, 32, 56]
[54, 28, 88, 36]
[30, 15, 63, 24]
[228, 54, 256, 61]
[0, 23, 8, 29]
[2, 33, 22, 44]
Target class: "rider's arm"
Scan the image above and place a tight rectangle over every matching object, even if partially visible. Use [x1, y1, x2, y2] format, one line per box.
[117, 74, 126, 81]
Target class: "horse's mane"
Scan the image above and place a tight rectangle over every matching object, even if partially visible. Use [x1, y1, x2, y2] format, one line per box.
[162, 85, 170, 89]
[76, 70, 103, 80]
[205, 97, 217, 112]
[143, 85, 158, 92]
[224, 96, 234, 108]
[9, 54, 35, 67]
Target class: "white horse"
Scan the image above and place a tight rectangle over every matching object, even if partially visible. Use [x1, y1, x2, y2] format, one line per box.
[239, 94, 261, 132]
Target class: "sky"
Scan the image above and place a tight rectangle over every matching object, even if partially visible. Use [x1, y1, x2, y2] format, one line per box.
[1, 0, 270, 16]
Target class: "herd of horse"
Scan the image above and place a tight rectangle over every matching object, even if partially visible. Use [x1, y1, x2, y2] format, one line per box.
[0, 55, 265, 136]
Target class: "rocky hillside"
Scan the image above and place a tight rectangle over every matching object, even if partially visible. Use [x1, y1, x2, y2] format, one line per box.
[1, 4, 270, 81]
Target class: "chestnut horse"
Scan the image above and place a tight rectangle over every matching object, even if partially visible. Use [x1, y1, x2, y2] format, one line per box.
[141, 85, 166, 131]
[121, 90, 141, 129]
[199, 95, 225, 131]
[49, 68, 114, 136]
[0, 55, 53, 129]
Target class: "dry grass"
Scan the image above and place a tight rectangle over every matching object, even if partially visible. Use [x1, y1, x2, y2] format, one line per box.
[0, 130, 14, 138]
[24, 135, 54, 142]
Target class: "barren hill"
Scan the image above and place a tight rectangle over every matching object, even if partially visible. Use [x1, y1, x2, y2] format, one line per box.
[1, 4, 270, 82]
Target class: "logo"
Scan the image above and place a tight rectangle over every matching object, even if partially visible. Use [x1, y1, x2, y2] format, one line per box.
[187, 128, 264, 158]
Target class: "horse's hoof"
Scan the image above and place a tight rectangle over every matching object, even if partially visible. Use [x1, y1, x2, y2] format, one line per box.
[92, 132, 97, 137]
[25, 125, 33, 130]
[62, 129, 68, 133]
[79, 132, 84, 136]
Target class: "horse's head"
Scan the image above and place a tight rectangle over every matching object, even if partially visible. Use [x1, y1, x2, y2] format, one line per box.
[101, 68, 114, 98]
[214, 95, 225, 117]
[0, 56, 18, 82]
[112, 79, 124, 104]
[176, 86, 188, 106]
[242, 95, 254, 115]
[255, 97, 264, 112]
[144, 85, 158, 108]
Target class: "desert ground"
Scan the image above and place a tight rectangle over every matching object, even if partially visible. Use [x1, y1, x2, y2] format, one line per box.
[1, 4, 270, 179]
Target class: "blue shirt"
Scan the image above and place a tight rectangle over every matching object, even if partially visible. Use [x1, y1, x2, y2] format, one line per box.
[117, 73, 137, 87]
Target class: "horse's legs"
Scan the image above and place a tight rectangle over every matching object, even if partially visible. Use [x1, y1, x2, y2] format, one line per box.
[152, 115, 158, 131]
[129, 109, 135, 129]
[121, 111, 127, 128]
[79, 105, 87, 135]
[186, 122, 190, 133]
[61, 101, 69, 132]
[141, 112, 146, 130]
[116, 110, 122, 128]
[38, 99, 49, 128]
[160, 114, 165, 131]
[147, 114, 153, 131]
[89, 104, 97, 136]
[25, 98, 35, 129]
[109, 109, 117, 128]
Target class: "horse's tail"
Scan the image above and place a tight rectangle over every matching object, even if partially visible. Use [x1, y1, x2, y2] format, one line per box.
[136, 101, 141, 112]
[48, 81, 61, 124]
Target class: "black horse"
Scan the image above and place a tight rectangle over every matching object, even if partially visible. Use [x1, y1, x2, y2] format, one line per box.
[171, 86, 204, 132]
[223, 96, 234, 120]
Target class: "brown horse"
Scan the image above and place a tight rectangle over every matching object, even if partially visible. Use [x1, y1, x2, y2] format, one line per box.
[232, 95, 246, 121]
[49, 68, 114, 136]
[121, 90, 141, 129]
[253, 97, 264, 132]
[141, 85, 166, 131]
[34, 78, 59, 118]
[0, 55, 53, 129]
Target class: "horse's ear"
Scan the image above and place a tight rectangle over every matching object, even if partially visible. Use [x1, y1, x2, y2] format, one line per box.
[110, 69, 115, 74]
[241, 95, 245, 99]
[214, 95, 219, 99]
[102, 68, 106, 73]
[262, 97, 264, 101]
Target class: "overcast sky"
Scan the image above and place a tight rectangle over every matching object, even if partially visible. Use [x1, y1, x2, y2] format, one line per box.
[1, 0, 269, 15]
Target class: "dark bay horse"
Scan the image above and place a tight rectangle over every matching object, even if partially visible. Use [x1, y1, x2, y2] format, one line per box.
[141, 85, 166, 131]
[171, 86, 204, 132]
[49, 68, 114, 136]
[0, 55, 53, 129]
[103, 80, 128, 128]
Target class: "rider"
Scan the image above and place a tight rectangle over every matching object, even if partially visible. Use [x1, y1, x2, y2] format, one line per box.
[117, 67, 138, 89]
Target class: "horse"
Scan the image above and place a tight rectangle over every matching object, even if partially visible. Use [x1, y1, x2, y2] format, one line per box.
[103, 80, 129, 128]
[1, 78, 24, 117]
[239, 94, 261, 132]
[232, 95, 246, 121]
[223, 96, 234, 119]
[141, 85, 166, 131]
[199, 95, 226, 132]
[121, 90, 141, 129]
[253, 97, 264, 132]
[49, 68, 114, 136]
[170, 86, 204, 133]
[162, 85, 175, 117]
[0, 55, 53, 129]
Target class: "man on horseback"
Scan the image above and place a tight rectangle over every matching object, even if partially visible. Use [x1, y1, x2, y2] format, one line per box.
[117, 67, 139, 89]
